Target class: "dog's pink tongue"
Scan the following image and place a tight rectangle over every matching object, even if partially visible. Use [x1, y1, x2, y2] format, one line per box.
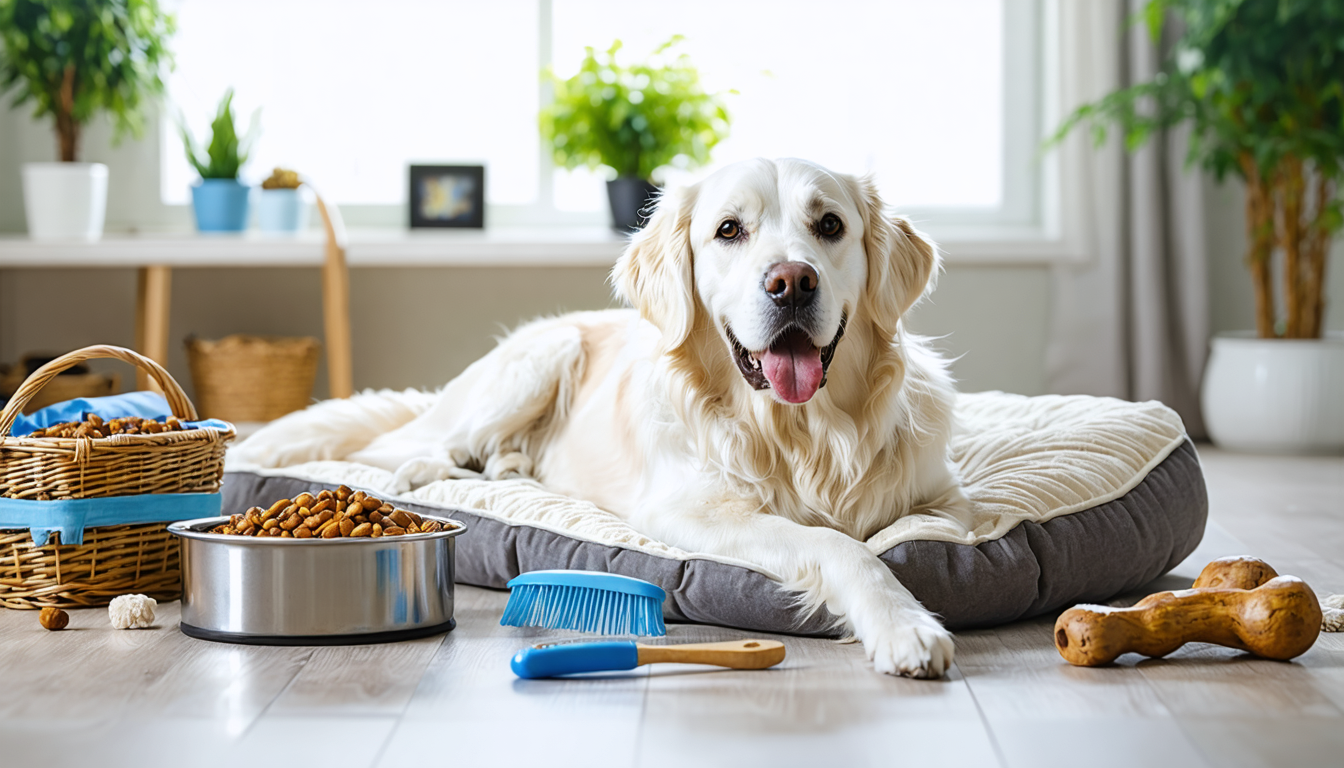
[761, 329, 824, 403]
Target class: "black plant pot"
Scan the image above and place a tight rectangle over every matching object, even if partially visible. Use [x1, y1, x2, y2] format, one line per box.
[606, 178, 660, 232]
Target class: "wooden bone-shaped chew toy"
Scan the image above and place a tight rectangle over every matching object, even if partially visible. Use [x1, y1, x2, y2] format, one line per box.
[1054, 557, 1322, 666]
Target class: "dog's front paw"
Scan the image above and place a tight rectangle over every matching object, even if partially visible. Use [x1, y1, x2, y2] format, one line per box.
[865, 613, 955, 679]
[390, 458, 459, 493]
[484, 451, 533, 480]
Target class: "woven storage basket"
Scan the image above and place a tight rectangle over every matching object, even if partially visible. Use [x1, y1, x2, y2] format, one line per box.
[1, 356, 119, 414]
[186, 334, 321, 422]
[0, 345, 234, 609]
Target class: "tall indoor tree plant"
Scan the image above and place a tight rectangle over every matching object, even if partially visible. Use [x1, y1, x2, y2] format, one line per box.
[541, 37, 730, 231]
[0, 0, 174, 240]
[1056, 0, 1344, 453]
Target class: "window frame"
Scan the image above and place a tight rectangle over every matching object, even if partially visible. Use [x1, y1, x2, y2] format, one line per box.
[140, 0, 1085, 263]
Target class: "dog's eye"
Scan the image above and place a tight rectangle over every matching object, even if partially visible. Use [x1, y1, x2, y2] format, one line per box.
[818, 213, 843, 238]
[717, 220, 741, 241]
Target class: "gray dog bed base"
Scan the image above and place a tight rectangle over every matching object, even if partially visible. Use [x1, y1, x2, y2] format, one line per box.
[222, 439, 1205, 634]
[879, 440, 1205, 628]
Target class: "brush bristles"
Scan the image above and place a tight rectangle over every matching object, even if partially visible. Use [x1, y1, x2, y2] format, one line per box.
[500, 583, 667, 636]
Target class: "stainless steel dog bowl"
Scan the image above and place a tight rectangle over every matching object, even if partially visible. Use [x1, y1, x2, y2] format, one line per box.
[168, 515, 466, 645]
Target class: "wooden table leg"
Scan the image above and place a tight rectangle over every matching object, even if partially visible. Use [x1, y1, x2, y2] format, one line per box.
[317, 195, 353, 399]
[322, 245, 353, 399]
[135, 265, 172, 392]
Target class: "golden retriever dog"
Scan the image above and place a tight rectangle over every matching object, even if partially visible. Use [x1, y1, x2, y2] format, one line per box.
[233, 157, 965, 677]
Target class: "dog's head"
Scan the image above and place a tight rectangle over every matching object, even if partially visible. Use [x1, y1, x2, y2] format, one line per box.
[614, 158, 939, 405]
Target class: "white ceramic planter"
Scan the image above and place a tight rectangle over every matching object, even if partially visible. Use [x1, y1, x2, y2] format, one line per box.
[1202, 332, 1344, 454]
[21, 162, 109, 241]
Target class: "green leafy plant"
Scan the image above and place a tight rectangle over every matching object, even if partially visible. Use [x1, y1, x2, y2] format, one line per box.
[0, 0, 175, 162]
[540, 36, 731, 182]
[1051, 0, 1344, 339]
[180, 88, 256, 180]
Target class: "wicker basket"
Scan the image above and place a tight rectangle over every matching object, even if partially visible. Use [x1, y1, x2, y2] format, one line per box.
[0, 345, 234, 609]
[186, 334, 321, 422]
[1, 355, 119, 414]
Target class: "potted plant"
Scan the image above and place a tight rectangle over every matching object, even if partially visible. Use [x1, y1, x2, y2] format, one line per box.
[1055, 0, 1343, 453]
[256, 167, 309, 234]
[181, 88, 256, 232]
[540, 37, 731, 231]
[0, 0, 174, 240]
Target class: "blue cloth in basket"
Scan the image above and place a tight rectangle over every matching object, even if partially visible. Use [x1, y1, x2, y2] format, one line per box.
[8, 391, 230, 436]
[2, 392, 230, 544]
[0, 493, 222, 545]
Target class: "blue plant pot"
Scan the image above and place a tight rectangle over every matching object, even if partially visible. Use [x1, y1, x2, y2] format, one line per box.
[191, 179, 251, 232]
[255, 188, 310, 233]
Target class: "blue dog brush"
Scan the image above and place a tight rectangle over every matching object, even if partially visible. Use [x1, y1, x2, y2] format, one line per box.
[499, 570, 667, 636]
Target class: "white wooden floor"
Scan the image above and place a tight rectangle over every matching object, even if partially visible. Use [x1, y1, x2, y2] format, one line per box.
[1, 445, 1341, 768]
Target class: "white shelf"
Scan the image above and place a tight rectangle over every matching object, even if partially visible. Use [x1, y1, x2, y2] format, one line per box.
[0, 227, 629, 268]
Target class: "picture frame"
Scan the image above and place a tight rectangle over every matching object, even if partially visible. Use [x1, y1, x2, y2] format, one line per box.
[408, 164, 485, 228]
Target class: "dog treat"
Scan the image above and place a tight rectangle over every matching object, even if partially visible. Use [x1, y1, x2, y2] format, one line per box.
[1054, 575, 1322, 666]
[27, 414, 186, 439]
[1191, 555, 1279, 590]
[38, 607, 69, 631]
[207, 486, 451, 539]
[1184, 556, 1342, 633]
[108, 594, 157, 629]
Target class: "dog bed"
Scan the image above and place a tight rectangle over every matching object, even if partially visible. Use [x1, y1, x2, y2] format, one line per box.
[223, 392, 1206, 633]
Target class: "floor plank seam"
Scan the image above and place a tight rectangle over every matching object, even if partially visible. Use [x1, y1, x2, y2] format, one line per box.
[954, 660, 1010, 768]
[367, 634, 449, 768]
[630, 664, 654, 768]
[241, 646, 317, 741]
[1165, 712, 1236, 768]
[1138, 675, 1219, 768]
[368, 714, 404, 768]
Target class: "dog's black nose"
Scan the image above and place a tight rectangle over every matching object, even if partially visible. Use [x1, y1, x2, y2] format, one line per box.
[763, 262, 819, 308]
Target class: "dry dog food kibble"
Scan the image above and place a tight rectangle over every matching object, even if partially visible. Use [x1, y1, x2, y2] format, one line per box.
[208, 486, 451, 539]
[39, 607, 69, 631]
[27, 413, 187, 439]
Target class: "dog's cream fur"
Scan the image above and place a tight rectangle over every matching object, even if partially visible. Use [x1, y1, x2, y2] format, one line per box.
[233, 158, 965, 677]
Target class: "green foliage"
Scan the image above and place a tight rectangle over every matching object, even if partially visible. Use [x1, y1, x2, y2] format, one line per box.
[540, 37, 731, 181]
[1050, 0, 1344, 191]
[1051, 0, 1344, 338]
[180, 88, 255, 180]
[0, 0, 175, 160]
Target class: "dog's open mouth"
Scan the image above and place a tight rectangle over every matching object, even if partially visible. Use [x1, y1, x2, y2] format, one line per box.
[726, 316, 846, 404]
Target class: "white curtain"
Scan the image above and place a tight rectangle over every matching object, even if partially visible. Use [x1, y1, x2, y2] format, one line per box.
[1046, 0, 1210, 438]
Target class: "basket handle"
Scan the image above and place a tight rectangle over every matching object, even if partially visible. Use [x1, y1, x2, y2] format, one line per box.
[0, 345, 199, 437]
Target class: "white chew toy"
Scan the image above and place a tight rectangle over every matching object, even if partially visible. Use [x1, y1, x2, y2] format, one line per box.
[108, 594, 157, 629]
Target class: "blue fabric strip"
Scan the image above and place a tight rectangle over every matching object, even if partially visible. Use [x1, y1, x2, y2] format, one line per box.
[8, 391, 231, 437]
[0, 493, 221, 546]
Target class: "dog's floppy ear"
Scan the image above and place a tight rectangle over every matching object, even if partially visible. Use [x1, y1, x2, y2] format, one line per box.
[849, 175, 940, 337]
[612, 185, 699, 350]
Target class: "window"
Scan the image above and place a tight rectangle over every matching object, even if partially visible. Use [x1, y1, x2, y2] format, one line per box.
[552, 0, 1014, 217]
[162, 0, 540, 206]
[161, 0, 1043, 230]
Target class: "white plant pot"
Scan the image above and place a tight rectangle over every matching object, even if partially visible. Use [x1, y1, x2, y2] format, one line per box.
[1201, 331, 1344, 454]
[21, 162, 109, 241]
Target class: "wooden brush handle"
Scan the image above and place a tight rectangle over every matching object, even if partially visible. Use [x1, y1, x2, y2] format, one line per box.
[1055, 576, 1322, 666]
[636, 639, 785, 669]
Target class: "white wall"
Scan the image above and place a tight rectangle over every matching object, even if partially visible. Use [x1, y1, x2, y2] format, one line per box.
[0, 261, 1054, 401]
